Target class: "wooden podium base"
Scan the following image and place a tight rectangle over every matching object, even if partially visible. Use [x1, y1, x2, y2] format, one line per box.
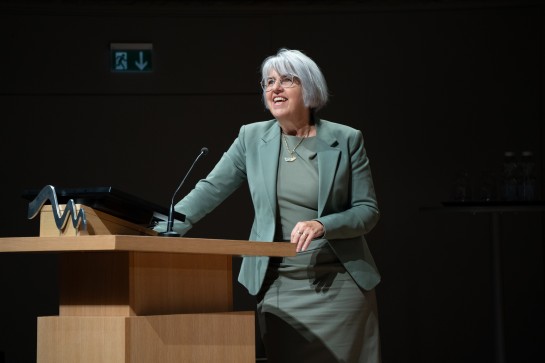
[1, 232, 295, 363]
[37, 312, 255, 363]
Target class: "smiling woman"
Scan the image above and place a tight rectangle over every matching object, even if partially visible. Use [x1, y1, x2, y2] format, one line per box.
[261, 49, 329, 112]
[157, 48, 382, 363]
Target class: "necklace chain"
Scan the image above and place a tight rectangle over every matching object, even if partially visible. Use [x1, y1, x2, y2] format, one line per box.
[282, 131, 309, 162]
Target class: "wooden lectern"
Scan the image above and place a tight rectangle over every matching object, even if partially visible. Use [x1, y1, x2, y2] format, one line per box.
[0, 204, 296, 363]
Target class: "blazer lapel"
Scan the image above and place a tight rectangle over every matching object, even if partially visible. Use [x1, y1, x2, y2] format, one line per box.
[315, 121, 341, 216]
[258, 124, 281, 217]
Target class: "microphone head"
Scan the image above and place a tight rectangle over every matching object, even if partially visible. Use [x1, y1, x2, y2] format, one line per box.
[201, 147, 209, 155]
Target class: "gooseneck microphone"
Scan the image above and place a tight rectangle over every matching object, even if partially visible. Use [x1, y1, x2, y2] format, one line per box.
[159, 147, 209, 237]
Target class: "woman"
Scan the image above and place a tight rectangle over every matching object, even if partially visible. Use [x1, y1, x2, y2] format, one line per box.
[164, 48, 381, 363]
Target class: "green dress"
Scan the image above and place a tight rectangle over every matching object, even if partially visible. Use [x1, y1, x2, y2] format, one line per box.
[256, 135, 381, 363]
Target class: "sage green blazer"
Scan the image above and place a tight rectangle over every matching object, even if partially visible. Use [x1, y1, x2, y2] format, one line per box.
[166, 118, 381, 296]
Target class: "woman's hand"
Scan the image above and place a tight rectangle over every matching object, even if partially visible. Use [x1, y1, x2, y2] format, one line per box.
[290, 220, 325, 252]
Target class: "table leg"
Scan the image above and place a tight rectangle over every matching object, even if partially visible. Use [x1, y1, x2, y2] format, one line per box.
[491, 212, 505, 363]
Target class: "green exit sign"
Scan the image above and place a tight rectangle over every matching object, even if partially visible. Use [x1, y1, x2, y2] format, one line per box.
[110, 43, 152, 72]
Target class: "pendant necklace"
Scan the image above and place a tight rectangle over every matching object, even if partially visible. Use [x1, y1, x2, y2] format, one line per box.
[282, 130, 309, 162]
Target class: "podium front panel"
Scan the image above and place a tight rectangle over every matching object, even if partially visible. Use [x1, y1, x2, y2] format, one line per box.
[60, 251, 233, 316]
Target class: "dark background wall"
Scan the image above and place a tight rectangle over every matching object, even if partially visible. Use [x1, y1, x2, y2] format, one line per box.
[0, 0, 543, 362]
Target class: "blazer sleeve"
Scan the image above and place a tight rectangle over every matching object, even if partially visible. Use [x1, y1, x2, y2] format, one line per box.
[156, 126, 249, 236]
[316, 129, 380, 239]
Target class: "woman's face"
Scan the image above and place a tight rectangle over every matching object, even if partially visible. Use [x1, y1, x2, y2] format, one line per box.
[265, 69, 307, 122]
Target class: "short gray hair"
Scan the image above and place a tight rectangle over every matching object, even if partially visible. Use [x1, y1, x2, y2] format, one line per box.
[261, 48, 329, 111]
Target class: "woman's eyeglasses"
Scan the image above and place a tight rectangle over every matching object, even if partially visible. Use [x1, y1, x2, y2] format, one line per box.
[260, 74, 298, 91]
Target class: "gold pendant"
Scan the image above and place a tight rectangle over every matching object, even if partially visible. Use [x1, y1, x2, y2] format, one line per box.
[284, 155, 296, 162]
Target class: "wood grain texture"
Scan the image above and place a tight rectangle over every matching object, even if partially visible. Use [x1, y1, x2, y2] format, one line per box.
[37, 316, 127, 363]
[127, 312, 255, 363]
[130, 252, 233, 315]
[59, 252, 131, 316]
[59, 251, 232, 316]
[37, 313, 255, 363]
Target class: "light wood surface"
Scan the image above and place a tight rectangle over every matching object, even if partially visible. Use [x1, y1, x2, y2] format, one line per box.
[58, 251, 233, 316]
[129, 252, 233, 315]
[38, 316, 127, 363]
[37, 312, 254, 363]
[1, 236, 294, 317]
[59, 252, 132, 316]
[127, 312, 254, 363]
[2, 235, 289, 362]
[0, 235, 296, 256]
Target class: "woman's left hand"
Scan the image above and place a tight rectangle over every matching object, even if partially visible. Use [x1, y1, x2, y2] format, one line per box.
[290, 220, 325, 252]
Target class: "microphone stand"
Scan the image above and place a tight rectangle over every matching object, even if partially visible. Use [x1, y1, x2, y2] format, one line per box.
[159, 147, 208, 237]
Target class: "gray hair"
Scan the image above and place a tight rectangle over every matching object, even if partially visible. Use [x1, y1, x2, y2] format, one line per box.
[261, 48, 329, 111]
